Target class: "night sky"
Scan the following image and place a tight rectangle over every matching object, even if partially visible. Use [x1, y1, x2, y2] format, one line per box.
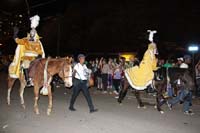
[0, 0, 200, 58]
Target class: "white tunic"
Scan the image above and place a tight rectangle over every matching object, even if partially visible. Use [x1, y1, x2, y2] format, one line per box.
[180, 63, 189, 69]
[74, 63, 89, 80]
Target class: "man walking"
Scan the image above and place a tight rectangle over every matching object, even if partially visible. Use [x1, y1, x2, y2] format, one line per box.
[69, 54, 98, 113]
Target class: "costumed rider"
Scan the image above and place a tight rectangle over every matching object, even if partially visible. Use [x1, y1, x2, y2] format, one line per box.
[9, 15, 45, 87]
[125, 30, 158, 90]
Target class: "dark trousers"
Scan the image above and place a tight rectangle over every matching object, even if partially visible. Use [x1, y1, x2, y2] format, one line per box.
[69, 78, 94, 111]
[113, 79, 121, 92]
[102, 74, 108, 91]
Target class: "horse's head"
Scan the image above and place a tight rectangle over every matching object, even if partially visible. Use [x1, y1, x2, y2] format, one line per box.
[59, 57, 73, 88]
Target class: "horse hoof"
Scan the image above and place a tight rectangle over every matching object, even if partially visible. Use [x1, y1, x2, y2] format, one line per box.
[47, 108, 51, 116]
[154, 105, 157, 109]
[117, 99, 121, 103]
[7, 100, 11, 105]
[47, 112, 51, 116]
[35, 111, 40, 115]
[47, 111, 51, 116]
[34, 108, 40, 115]
[118, 100, 122, 104]
[160, 111, 164, 114]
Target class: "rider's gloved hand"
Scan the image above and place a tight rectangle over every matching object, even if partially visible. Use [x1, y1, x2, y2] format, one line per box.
[36, 55, 42, 59]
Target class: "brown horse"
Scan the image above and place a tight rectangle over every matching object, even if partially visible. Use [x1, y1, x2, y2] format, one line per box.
[7, 57, 73, 115]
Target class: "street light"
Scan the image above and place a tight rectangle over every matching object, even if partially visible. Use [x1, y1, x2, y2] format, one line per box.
[188, 45, 199, 52]
[188, 45, 199, 96]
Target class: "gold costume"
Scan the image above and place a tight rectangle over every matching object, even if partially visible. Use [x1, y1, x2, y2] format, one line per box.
[125, 43, 158, 90]
[9, 35, 45, 78]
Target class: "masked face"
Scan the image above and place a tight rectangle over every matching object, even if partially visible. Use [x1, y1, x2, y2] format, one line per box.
[29, 29, 36, 41]
[153, 48, 158, 55]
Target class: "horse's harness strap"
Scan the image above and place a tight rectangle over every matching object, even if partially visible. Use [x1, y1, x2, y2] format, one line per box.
[61, 59, 72, 79]
[43, 57, 51, 85]
[38, 58, 52, 77]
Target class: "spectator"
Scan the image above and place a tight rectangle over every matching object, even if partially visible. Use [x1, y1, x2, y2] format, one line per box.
[180, 55, 191, 69]
[107, 58, 113, 90]
[195, 61, 200, 96]
[167, 72, 194, 115]
[163, 60, 173, 68]
[176, 58, 184, 67]
[96, 58, 103, 90]
[101, 59, 109, 93]
[113, 65, 122, 96]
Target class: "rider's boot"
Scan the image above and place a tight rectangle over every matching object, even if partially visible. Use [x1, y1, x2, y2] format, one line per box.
[23, 69, 33, 87]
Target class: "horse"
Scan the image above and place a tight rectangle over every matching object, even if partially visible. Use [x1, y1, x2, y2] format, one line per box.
[118, 67, 194, 114]
[118, 76, 167, 113]
[7, 57, 73, 115]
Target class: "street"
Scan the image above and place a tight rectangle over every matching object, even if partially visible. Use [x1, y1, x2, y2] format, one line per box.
[0, 72, 200, 133]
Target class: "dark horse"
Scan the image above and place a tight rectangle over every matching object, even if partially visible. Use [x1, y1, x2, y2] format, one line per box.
[118, 67, 195, 114]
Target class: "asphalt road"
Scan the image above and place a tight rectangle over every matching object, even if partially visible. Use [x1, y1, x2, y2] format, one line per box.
[0, 72, 200, 133]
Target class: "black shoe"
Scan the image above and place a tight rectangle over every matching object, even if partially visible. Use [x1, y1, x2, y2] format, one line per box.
[180, 100, 184, 104]
[184, 110, 194, 115]
[90, 109, 98, 113]
[69, 107, 76, 111]
[26, 80, 33, 87]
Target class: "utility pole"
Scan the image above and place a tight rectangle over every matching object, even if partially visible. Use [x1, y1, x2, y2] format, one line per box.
[25, 0, 30, 17]
[57, 16, 61, 56]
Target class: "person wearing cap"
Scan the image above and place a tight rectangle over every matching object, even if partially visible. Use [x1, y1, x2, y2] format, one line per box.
[69, 54, 98, 113]
[176, 57, 184, 67]
[179, 55, 191, 69]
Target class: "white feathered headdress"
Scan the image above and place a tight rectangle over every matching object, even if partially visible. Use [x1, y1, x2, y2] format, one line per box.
[30, 15, 40, 29]
[147, 30, 157, 43]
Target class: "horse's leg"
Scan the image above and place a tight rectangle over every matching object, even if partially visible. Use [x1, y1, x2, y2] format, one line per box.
[156, 85, 166, 114]
[47, 85, 53, 115]
[7, 77, 16, 105]
[135, 90, 146, 108]
[19, 78, 26, 109]
[156, 95, 165, 114]
[34, 84, 40, 115]
[118, 78, 129, 104]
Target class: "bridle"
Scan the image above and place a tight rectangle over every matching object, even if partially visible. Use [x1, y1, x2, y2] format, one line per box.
[61, 59, 72, 80]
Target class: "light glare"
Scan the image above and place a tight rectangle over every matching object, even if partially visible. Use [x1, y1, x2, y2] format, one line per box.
[188, 45, 199, 52]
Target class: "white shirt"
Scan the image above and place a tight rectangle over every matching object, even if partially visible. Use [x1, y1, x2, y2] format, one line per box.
[101, 64, 109, 74]
[180, 63, 188, 69]
[74, 63, 89, 80]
